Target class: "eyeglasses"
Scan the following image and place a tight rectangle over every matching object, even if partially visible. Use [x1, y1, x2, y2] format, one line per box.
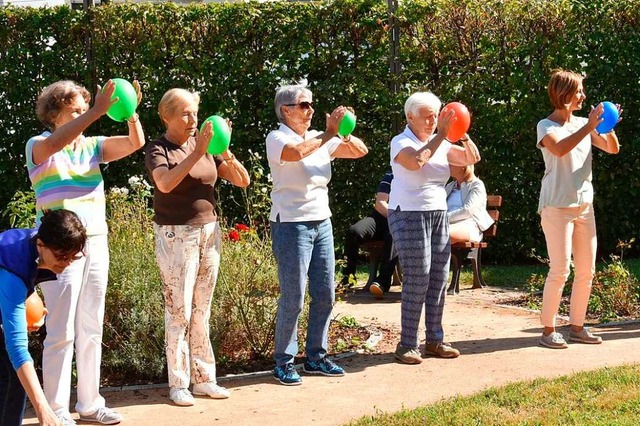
[285, 101, 314, 110]
[52, 250, 84, 263]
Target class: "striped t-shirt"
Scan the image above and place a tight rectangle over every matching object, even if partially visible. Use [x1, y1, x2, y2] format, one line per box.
[25, 132, 108, 236]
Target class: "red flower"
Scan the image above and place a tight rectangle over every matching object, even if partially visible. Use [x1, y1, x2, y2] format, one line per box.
[228, 229, 240, 242]
[235, 223, 250, 232]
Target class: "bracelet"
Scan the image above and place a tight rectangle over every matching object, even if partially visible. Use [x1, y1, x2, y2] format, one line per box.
[127, 113, 139, 124]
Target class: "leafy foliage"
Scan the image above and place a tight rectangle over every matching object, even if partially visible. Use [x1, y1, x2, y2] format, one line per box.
[2, 0, 640, 263]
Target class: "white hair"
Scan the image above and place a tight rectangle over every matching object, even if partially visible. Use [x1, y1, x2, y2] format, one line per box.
[274, 79, 313, 122]
[404, 92, 441, 120]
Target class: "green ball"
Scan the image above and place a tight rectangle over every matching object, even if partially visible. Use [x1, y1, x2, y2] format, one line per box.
[106, 78, 137, 122]
[338, 110, 357, 136]
[200, 115, 231, 155]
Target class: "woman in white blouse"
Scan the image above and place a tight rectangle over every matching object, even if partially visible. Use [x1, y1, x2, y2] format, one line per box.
[445, 164, 493, 244]
[265, 81, 368, 385]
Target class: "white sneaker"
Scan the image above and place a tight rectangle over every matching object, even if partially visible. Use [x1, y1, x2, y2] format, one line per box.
[56, 412, 77, 426]
[78, 407, 123, 425]
[540, 331, 568, 349]
[192, 382, 230, 399]
[169, 387, 195, 406]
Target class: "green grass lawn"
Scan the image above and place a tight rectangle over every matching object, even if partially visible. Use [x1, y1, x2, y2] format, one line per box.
[341, 257, 640, 291]
[457, 257, 640, 290]
[347, 364, 640, 425]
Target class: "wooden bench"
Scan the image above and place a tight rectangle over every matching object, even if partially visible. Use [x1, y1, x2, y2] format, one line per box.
[358, 240, 402, 287]
[447, 195, 503, 295]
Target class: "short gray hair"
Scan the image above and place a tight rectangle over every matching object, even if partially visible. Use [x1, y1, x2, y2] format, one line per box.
[274, 82, 313, 123]
[404, 92, 441, 120]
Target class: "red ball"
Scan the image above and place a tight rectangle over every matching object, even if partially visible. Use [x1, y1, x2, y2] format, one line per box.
[440, 102, 471, 142]
[25, 292, 45, 327]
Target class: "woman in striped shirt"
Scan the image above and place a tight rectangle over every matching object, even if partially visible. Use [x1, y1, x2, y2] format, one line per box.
[25, 79, 145, 426]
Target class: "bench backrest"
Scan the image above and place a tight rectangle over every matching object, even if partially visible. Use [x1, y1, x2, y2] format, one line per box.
[482, 195, 503, 238]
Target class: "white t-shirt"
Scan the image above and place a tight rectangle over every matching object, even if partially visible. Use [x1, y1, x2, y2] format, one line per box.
[266, 123, 342, 222]
[389, 126, 452, 211]
[536, 117, 593, 212]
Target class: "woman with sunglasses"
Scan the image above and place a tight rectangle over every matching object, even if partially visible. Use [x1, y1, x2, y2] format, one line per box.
[145, 88, 249, 406]
[0, 209, 87, 426]
[266, 81, 368, 385]
[25, 80, 145, 425]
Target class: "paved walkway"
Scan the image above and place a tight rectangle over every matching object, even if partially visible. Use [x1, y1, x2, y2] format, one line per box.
[24, 286, 640, 426]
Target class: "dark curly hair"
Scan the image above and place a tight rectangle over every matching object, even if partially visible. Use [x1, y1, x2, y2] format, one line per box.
[36, 209, 87, 255]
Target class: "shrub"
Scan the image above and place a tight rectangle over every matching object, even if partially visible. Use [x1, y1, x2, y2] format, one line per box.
[213, 224, 281, 367]
[102, 176, 166, 383]
[3, 0, 640, 261]
[589, 256, 640, 322]
[100, 173, 286, 383]
[520, 250, 640, 323]
[2, 190, 35, 229]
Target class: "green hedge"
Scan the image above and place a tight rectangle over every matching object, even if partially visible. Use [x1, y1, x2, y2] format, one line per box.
[2, 0, 640, 263]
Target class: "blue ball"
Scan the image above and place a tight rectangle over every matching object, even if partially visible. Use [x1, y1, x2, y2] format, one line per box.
[596, 101, 619, 134]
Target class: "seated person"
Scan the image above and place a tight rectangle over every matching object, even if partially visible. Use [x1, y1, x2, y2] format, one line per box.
[445, 164, 494, 243]
[340, 172, 397, 299]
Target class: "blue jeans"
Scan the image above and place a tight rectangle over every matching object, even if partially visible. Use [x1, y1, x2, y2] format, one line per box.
[0, 328, 27, 426]
[271, 218, 335, 367]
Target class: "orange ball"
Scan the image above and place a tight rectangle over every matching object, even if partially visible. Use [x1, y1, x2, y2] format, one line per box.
[25, 292, 45, 327]
[440, 102, 471, 142]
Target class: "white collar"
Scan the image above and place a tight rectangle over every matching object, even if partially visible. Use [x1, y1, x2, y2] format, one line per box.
[402, 125, 433, 144]
[278, 123, 306, 141]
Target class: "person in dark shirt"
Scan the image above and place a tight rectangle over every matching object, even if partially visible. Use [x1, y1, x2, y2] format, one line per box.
[145, 88, 249, 406]
[340, 172, 397, 299]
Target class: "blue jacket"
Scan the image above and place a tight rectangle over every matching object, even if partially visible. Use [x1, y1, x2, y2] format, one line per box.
[0, 229, 39, 298]
[0, 228, 54, 370]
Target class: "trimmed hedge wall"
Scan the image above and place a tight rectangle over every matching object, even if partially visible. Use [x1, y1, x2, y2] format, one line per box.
[2, 0, 640, 263]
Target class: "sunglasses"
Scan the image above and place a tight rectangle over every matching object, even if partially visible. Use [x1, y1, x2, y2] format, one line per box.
[285, 101, 314, 110]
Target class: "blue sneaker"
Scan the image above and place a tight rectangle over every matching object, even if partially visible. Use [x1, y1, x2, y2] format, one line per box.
[273, 363, 302, 386]
[302, 358, 345, 377]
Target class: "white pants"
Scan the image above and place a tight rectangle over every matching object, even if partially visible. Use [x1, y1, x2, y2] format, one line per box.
[154, 222, 221, 389]
[41, 234, 109, 416]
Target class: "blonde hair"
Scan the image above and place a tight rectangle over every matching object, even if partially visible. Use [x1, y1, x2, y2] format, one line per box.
[158, 88, 200, 128]
[548, 69, 583, 110]
[36, 81, 91, 129]
[450, 163, 475, 179]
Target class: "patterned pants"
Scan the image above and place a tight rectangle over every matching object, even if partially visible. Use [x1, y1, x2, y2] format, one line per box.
[388, 209, 450, 349]
[154, 222, 221, 389]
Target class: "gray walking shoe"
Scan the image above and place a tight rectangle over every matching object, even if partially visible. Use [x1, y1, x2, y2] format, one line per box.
[540, 331, 568, 349]
[569, 328, 602, 344]
[394, 343, 423, 364]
